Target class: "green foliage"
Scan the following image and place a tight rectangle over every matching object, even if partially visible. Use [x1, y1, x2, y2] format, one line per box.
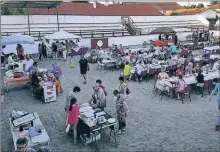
[209, 1, 218, 5]
[197, 3, 204, 8]
[1, 8, 27, 15]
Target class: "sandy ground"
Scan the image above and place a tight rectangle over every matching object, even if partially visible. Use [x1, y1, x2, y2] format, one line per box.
[1, 56, 220, 152]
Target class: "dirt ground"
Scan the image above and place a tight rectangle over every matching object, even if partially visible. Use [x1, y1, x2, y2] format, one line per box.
[1, 57, 220, 152]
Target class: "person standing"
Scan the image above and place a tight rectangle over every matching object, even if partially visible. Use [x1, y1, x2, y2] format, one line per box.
[209, 80, 220, 131]
[118, 76, 127, 94]
[89, 84, 106, 110]
[123, 61, 131, 81]
[65, 97, 80, 144]
[52, 42, 58, 60]
[52, 62, 64, 92]
[65, 86, 81, 110]
[79, 55, 89, 84]
[62, 42, 67, 61]
[113, 89, 128, 135]
[42, 42, 47, 59]
[38, 43, 42, 61]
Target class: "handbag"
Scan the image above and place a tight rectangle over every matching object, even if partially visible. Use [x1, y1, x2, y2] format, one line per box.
[65, 124, 70, 133]
[126, 88, 130, 95]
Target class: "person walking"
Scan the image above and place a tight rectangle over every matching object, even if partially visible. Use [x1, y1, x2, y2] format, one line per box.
[65, 97, 80, 144]
[38, 43, 42, 61]
[209, 80, 220, 131]
[42, 42, 47, 59]
[79, 55, 89, 84]
[113, 89, 128, 135]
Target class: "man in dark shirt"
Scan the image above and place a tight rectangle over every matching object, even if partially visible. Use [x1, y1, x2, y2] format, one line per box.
[79, 55, 89, 84]
[52, 42, 58, 60]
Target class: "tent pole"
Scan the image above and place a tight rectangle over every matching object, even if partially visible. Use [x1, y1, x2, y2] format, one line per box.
[26, 4, 31, 36]
[56, 7, 60, 31]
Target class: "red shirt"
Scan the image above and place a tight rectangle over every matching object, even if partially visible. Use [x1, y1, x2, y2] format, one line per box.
[100, 84, 107, 96]
[65, 105, 80, 124]
[176, 69, 184, 75]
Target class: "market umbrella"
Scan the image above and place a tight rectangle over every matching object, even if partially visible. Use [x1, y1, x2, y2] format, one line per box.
[1, 34, 35, 46]
[2, 43, 38, 55]
[44, 30, 81, 40]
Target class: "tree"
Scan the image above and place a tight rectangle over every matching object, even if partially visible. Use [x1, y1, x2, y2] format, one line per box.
[1, 8, 27, 15]
[190, 5, 197, 8]
[197, 3, 204, 8]
[209, 1, 218, 6]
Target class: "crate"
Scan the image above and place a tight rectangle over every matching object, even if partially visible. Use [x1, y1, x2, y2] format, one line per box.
[80, 132, 101, 145]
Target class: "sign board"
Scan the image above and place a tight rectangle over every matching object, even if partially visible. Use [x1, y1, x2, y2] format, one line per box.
[42, 82, 56, 103]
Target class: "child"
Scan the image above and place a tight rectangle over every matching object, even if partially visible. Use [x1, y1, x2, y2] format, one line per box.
[123, 61, 131, 81]
[69, 58, 75, 68]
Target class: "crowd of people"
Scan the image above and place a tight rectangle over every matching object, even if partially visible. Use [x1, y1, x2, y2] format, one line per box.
[3, 34, 220, 151]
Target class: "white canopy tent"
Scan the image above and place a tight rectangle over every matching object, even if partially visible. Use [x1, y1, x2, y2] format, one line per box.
[3, 43, 38, 55]
[44, 30, 81, 40]
[1, 34, 35, 46]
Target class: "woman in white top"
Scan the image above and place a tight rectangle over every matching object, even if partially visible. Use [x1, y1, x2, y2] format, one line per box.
[24, 55, 34, 72]
[155, 66, 172, 92]
[8, 53, 15, 69]
[62, 42, 67, 61]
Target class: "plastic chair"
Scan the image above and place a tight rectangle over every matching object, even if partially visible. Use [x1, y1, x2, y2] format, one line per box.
[178, 85, 191, 104]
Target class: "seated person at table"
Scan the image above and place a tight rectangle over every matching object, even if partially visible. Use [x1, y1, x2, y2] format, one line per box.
[185, 62, 193, 75]
[65, 97, 80, 144]
[171, 53, 178, 62]
[130, 53, 136, 61]
[176, 66, 185, 76]
[123, 62, 132, 80]
[13, 138, 36, 152]
[166, 56, 174, 66]
[89, 84, 106, 110]
[176, 75, 187, 100]
[212, 60, 220, 71]
[13, 64, 23, 73]
[8, 53, 15, 70]
[152, 56, 158, 64]
[202, 52, 210, 63]
[155, 66, 171, 92]
[28, 62, 38, 74]
[201, 63, 211, 73]
[178, 55, 186, 67]
[24, 55, 34, 72]
[196, 69, 205, 88]
[125, 53, 130, 63]
[193, 63, 201, 73]
[158, 53, 165, 60]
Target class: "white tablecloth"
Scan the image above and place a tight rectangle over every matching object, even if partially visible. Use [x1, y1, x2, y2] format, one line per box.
[169, 71, 220, 85]
[102, 59, 117, 64]
[9, 112, 50, 150]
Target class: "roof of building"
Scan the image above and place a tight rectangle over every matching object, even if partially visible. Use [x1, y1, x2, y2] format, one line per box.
[28, 2, 164, 16]
[209, 4, 220, 10]
[169, 8, 210, 16]
[122, 2, 183, 11]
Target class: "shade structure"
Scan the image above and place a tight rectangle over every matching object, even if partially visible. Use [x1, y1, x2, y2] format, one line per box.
[3, 43, 38, 55]
[148, 27, 176, 35]
[44, 30, 81, 40]
[1, 34, 35, 46]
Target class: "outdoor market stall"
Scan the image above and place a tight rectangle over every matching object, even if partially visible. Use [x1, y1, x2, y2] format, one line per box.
[2, 34, 36, 92]
[9, 110, 50, 150]
[77, 103, 117, 151]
